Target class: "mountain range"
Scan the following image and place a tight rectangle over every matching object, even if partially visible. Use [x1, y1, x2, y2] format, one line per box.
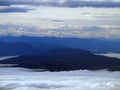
[0, 36, 120, 53]
[0, 48, 120, 71]
[0, 41, 64, 56]
[0, 36, 120, 71]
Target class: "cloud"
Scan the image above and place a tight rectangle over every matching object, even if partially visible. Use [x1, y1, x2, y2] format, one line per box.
[0, 0, 120, 8]
[82, 26, 105, 32]
[60, 0, 120, 8]
[0, 67, 120, 90]
[0, 6, 32, 13]
[0, 23, 120, 39]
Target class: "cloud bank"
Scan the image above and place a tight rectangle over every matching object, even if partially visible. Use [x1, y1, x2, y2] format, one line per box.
[0, 23, 120, 38]
[0, 0, 120, 8]
[0, 1, 119, 39]
[0, 6, 32, 13]
[0, 67, 120, 90]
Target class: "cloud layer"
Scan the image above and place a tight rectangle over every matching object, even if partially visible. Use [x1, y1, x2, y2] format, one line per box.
[0, 0, 120, 8]
[0, 6, 32, 13]
[0, 0, 120, 39]
[0, 67, 120, 90]
[0, 23, 120, 38]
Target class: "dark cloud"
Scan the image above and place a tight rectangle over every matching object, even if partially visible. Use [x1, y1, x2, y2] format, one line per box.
[0, 7, 31, 13]
[0, 0, 34, 6]
[0, 1, 10, 6]
[62, 1, 120, 8]
[0, 0, 120, 8]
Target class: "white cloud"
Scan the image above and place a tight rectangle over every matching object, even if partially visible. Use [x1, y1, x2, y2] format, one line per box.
[0, 67, 120, 90]
[0, 1, 119, 39]
[0, 7, 119, 23]
[0, 23, 120, 38]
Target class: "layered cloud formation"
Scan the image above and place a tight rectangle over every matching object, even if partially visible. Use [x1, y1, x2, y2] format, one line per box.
[0, 0, 120, 38]
[0, 23, 120, 38]
[0, 0, 119, 13]
[0, 68, 120, 90]
[0, 0, 120, 8]
[0, 6, 33, 13]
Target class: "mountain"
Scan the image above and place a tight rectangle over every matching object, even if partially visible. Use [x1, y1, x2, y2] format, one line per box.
[0, 48, 120, 71]
[0, 41, 38, 56]
[0, 41, 64, 56]
[0, 36, 120, 53]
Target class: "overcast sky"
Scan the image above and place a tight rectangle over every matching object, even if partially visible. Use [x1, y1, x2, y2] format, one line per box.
[0, 0, 120, 38]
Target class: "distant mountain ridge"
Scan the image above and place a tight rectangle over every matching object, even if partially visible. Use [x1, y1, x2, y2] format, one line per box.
[0, 36, 120, 53]
[0, 41, 64, 56]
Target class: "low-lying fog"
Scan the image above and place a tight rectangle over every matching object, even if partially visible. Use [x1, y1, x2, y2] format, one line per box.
[0, 67, 120, 90]
[97, 53, 120, 59]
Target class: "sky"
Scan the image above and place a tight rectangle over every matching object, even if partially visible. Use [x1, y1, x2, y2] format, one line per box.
[0, 0, 120, 38]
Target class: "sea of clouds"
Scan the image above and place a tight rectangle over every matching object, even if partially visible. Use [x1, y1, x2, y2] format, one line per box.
[97, 53, 120, 59]
[0, 67, 120, 90]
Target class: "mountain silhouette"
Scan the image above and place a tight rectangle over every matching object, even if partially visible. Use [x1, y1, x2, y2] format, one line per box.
[0, 48, 120, 71]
